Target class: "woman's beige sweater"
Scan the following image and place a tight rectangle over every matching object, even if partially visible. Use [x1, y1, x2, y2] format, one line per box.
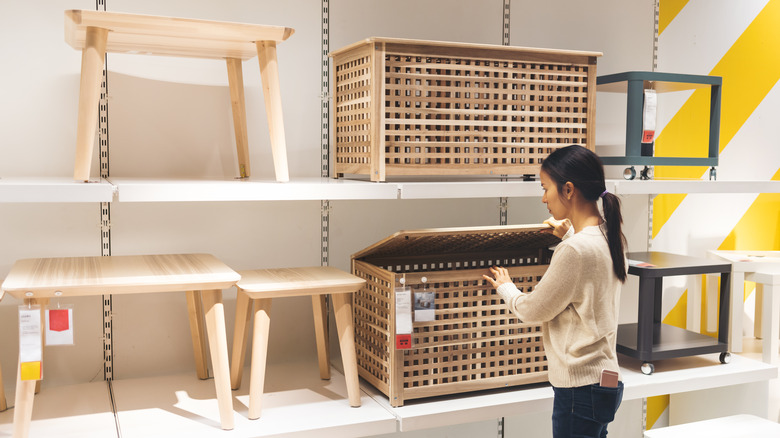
[496, 224, 622, 388]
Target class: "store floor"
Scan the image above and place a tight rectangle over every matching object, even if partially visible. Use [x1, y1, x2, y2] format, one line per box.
[736, 337, 780, 423]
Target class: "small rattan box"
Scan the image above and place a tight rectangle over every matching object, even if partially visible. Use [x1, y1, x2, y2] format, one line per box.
[351, 224, 560, 406]
[330, 38, 601, 181]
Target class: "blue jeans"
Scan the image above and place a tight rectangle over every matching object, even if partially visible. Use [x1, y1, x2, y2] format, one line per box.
[552, 382, 624, 438]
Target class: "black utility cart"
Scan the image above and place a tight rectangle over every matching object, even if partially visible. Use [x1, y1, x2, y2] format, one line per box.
[618, 251, 732, 375]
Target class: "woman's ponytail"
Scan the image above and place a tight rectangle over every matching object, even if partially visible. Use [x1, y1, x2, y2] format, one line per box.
[601, 192, 627, 283]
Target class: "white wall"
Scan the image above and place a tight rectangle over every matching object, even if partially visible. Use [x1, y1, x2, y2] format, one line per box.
[0, 1, 656, 437]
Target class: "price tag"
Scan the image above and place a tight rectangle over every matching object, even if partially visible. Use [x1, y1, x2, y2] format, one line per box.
[46, 306, 74, 346]
[19, 305, 43, 381]
[642, 89, 657, 144]
[395, 287, 412, 349]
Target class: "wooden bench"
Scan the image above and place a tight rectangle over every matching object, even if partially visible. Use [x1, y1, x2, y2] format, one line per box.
[644, 414, 780, 437]
[65, 9, 294, 182]
[1, 254, 240, 438]
[230, 266, 365, 419]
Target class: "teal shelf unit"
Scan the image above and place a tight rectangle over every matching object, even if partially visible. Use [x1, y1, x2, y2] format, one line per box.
[596, 71, 722, 169]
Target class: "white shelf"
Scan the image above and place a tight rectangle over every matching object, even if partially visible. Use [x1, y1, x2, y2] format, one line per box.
[0, 177, 777, 204]
[108, 177, 400, 202]
[612, 179, 780, 195]
[0, 381, 116, 438]
[0, 354, 775, 437]
[0, 177, 114, 203]
[367, 354, 776, 432]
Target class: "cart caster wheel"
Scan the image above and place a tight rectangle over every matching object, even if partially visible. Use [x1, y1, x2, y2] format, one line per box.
[709, 166, 717, 180]
[640, 362, 654, 375]
[639, 165, 653, 180]
[623, 166, 637, 180]
[719, 352, 731, 364]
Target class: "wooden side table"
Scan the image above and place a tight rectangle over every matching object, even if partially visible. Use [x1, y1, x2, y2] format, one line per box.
[1, 254, 241, 438]
[64, 9, 294, 182]
[229, 266, 365, 420]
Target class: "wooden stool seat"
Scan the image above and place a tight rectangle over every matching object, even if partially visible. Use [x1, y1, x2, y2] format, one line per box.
[643, 414, 780, 437]
[65, 9, 294, 182]
[1, 254, 241, 437]
[230, 266, 365, 420]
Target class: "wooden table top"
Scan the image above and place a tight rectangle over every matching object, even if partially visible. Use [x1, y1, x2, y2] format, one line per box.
[237, 266, 365, 298]
[65, 9, 295, 60]
[1, 254, 240, 299]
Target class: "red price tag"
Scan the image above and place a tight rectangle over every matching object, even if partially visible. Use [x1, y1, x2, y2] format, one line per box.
[395, 334, 412, 349]
[642, 130, 655, 143]
[49, 309, 70, 332]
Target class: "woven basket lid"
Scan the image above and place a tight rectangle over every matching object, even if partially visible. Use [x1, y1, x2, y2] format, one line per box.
[352, 224, 560, 261]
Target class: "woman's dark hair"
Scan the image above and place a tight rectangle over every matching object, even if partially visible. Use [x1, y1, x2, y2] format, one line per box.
[540, 145, 627, 282]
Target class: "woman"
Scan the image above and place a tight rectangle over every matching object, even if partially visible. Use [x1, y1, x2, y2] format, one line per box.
[483, 145, 627, 438]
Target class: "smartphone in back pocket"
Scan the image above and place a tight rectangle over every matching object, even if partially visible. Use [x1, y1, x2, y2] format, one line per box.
[600, 369, 618, 388]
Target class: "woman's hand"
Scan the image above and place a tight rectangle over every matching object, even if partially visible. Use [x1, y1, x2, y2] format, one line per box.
[483, 266, 512, 289]
[543, 216, 572, 239]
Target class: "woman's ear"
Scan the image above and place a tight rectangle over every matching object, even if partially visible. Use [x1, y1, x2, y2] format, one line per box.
[564, 181, 574, 200]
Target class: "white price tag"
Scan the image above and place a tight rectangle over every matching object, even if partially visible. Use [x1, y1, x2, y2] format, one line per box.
[19, 305, 43, 380]
[395, 287, 413, 349]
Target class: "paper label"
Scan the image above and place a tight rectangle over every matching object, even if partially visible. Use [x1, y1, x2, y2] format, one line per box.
[19, 305, 43, 380]
[642, 89, 657, 143]
[414, 290, 436, 322]
[395, 287, 413, 349]
[46, 306, 74, 346]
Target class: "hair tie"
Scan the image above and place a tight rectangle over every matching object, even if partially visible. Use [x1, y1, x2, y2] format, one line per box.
[600, 189, 609, 199]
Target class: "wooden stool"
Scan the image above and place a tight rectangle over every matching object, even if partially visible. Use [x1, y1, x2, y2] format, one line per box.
[230, 266, 365, 420]
[64, 9, 294, 182]
[643, 414, 780, 437]
[1, 254, 240, 438]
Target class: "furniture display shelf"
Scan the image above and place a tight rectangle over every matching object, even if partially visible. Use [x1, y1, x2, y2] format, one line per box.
[1, 355, 774, 437]
[0, 177, 114, 203]
[0, 177, 778, 203]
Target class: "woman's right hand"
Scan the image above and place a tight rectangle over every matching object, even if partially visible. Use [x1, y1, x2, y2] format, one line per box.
[543, 217, 572, 239]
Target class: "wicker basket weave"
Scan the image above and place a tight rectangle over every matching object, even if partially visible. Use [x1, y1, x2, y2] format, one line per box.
[351, 224, 560, 406]
[331, 38, 601, 181]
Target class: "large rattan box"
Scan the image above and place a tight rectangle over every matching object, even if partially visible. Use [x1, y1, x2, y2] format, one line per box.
[330, 37, 602, 181]
[351, 224, 560, 406]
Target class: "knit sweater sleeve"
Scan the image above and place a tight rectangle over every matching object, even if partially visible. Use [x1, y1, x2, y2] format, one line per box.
[495, 243, 582, 323]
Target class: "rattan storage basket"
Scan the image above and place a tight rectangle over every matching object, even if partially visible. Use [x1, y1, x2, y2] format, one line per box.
[330, 38, 601, 181]
[351, 224, 560, 406]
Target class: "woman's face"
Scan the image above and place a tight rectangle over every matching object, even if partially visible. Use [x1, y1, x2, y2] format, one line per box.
[540, 170, 569, 220]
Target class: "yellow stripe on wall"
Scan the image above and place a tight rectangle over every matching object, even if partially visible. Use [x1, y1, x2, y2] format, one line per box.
[719, 167, 780, 251]
[653, 0, 780, 238]
[659, 0, 689, 36]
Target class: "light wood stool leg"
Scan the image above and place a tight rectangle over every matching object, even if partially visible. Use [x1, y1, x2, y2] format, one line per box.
[332, 292, 361, 407]
[186, 291, 209, 380]
[248, 298, 271, 420]
[73, 26, 109, 182]
[13, 360, 37, 438]
[312, 295, 330, 380]
[201, 290, 234, 430]
[256, 41, 289, 183]
[226, 57, 251, 178]
[0, 360, 6, 412]
[755, 283, 764, 339]
[230, 289, 253, 389]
